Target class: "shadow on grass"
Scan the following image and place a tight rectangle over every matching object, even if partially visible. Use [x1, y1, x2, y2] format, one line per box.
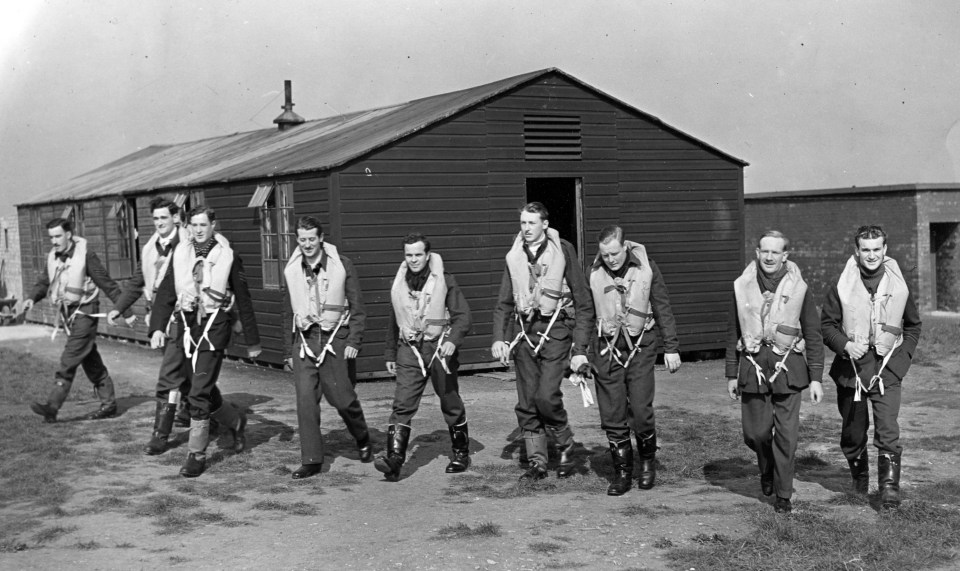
[397, 428, 487, 481]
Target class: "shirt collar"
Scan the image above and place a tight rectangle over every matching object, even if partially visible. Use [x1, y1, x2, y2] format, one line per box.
[302, 247, 328, 275]
[55, 241, 76, 261]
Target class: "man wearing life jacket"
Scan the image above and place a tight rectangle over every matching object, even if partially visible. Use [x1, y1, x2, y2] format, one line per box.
[149, 206, 261, 478]
[375, 233, 473, 482]
[588, 226, 681, 496]
[491, 202, 595, 481]
[24, 217, 127, 422]
[727, 230, 824, 514]
[821, 225, 921, 508]
[108, 197, 222, 455]
[281, 216, 372, 481]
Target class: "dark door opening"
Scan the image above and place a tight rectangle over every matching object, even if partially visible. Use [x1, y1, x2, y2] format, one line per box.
[931, 222, 960, 311]
[526, 177, 583, 258]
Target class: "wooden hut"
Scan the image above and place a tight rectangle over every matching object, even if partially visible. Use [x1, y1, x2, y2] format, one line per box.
[17, 68, 747, 376]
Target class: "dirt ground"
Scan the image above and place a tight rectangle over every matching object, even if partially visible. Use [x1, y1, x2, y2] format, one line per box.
[1, 322, 958, 570]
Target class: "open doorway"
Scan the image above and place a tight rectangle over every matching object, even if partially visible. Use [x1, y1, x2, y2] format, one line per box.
[931, 222, 960, 311]
[526, 177, 584, 259]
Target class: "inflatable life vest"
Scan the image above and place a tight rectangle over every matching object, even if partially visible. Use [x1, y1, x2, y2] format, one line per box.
[47, 237, 99, 305]
[505, 227, 569, 316]
[837, 256, 908, 356]
[391, 252, 449, 342]
[172, 234, 233, 314]
[590, 241, 653, 337]
[285, 242, 348, 332]
[733, 260, 807, 355]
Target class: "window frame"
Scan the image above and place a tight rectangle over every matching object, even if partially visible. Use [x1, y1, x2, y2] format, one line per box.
[255, 182, 294, 290]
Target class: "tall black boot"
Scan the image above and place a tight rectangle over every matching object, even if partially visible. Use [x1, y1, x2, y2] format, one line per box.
[84, 376, 117, 420]
[550, 424, 576, 478]
[636, 431, 658, 490]
[31, 380, 72, 423]
[607, 440, 633, 496]
[374, 424, 410, 482]
[878, 453, 901, 508]
[210, 402, 247, 453]
[445, 421, 470, 473]
[145, 401, 177, 455]
[848, 449, 869, 495]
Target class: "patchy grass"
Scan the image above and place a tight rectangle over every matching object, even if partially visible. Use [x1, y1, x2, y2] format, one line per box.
[913, 434, 960, 453]
[174, 482, 244, 503]
[31, 525, 78, 545]
[529, 541, 565, 554]
[914, 479, 960, 505]
[250, 500, 317, 516]
[620, 504, 679, 519]
[0, 347, 82, 404]
[133, 493, 195, 517]
[912, 315, 960, 366]
[89, 496, 130, 512]
[73, 540, 103, 550]
[434, 522, 502, 539]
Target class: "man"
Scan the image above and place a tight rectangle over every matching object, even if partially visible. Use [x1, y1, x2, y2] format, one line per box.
[149, 206, 260, 478]
[727, 230, 824, 514]
[25, 217, 127, 422]
[588, 226, 681, 496]
[821, 225, 921, 508]
[108, 197, 222, 455]
[375, 233, 472, 482]
[491, 202, 595, 481]
[282, 216, 372, 480]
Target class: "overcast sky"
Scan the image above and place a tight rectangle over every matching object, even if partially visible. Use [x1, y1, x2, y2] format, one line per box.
[2, 1, 959, 219]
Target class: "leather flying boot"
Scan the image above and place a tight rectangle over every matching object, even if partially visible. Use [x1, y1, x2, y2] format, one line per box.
[180, 418, 210, 478]
[31, 380, 72, 423]
[519, 431, 549, 481]
[445, 421, 470, 473]
[848, 449, 869, 495]
[550, 424, 576, 478]
[374, 424, 410, 482]
[174, 402, 191, 428]
[358, 441, 373, 463]
[774, 496, 792, 514]
[878, 453, 901, 508]
[211, 402, 247, 453]
[607, 440, 634, 496]
[145, 401, 177, 455]
[636, 431, 659, 490]
[760, 462, 775, 497]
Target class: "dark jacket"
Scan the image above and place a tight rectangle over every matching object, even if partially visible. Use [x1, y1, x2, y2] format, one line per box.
[113, 230, 183, 314]
[384, 271, 472, 362]
[492, 238, 595, 357]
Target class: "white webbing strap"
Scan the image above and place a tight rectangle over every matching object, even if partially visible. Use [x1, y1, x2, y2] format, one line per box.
[746, 353, 766, 386]
[427, 328, 452, 374]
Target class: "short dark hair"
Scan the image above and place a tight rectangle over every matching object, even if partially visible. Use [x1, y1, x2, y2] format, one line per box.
[187, 205, 216, 223]
[150, 196, 179, 217]
[520, 201, 549, 221]
[854, 225, 887, 248]
[757, 230, 790, 251]
[597, 225, 624, 246]
[402, 232, 430, 253]
[47, 218, 72, 233]
[297, 216, 323, 234]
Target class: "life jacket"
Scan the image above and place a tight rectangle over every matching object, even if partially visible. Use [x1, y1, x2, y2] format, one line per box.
[505, 227, 570, 316]
[590, 241, 653, 337]
[141, 227, 192, 302]
[284, 242, 348, 332]
[47, 237, 99, 305]
[391, 252, 449, 342]
[733, 260, 807, 355]
[172, 234, 234, 314]
[837, 256, 908, 356]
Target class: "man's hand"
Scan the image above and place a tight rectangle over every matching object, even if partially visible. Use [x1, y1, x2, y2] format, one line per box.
[344, 346, 359, 360]
[439, 341, 456, 358]
[570, 354, 589, 373]
[845, 341, 867, 361]
[125, 315, 137, 327]
[21, 299, 34, 313]
[248, 345, 262, 359]
[491, 341, 510, 366]
[150, 330, 166, 349]
[727, 378, 740, 400]
[664, 352, 681, 373]
[809, 380, 823, 404]
[107, 309, 121, 326]
[386, 361, 397, 375]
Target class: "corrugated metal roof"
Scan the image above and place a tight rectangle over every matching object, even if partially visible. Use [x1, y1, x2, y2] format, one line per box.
[746, 183, 960, 200]
[21, 68, 747, 206]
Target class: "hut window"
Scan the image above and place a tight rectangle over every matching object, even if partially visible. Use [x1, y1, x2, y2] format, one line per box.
[523, 115, 582, 160]
[254, 182, 294, 289]
[107, 199, 138, 279]
[173, 190, 205, 214]
[30, 209, 45, 272]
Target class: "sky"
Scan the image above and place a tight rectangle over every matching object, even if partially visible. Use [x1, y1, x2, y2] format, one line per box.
[2, 0, 960, 220]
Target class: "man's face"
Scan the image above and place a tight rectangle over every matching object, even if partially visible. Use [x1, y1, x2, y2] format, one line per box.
[190, 213, 215, 243]
[855, 236, 886, 272]
[598, 239, 628, 271]
[404, 241, 428, 273]
[297, 227, 323, 260]
[152, 207, 177, 238]
[756, 236, 788, 276]
[520, 210, 548, 245]
[48, 225, 72, 253]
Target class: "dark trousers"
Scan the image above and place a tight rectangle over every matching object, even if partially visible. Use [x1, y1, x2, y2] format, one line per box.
[293, 330, 370, 465]
[594, 335, 657, 442]
[836, 384, 902, 458]
[56, 313, 113, 404]
[390, 340, 465, 427]
[156, 319, 219, 403]
[513, 320, 572, 433]
[741, 391, 801, 499]
[173, 316, 228, 420]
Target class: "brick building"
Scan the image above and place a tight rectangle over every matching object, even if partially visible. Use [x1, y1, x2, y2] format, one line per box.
[744, 183, 960, 311]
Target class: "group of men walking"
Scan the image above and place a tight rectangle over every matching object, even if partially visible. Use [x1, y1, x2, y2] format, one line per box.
[25, 199, 919, 512]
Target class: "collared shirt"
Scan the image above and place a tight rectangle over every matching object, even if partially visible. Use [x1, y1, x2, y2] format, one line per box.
[156, 231, 175, 256]
[300, 247, 328, 277]
[524, 237, 548, 264]
[54, 241, 76, 263]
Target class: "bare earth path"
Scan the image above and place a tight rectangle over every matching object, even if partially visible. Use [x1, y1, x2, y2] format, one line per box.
[1, 323, 957, 570]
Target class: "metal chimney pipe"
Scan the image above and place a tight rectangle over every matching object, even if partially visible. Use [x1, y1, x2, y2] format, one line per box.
[273, 79, 306, 131]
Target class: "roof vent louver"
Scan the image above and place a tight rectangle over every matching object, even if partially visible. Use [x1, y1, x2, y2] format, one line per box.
[524, 115, 582, 160]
